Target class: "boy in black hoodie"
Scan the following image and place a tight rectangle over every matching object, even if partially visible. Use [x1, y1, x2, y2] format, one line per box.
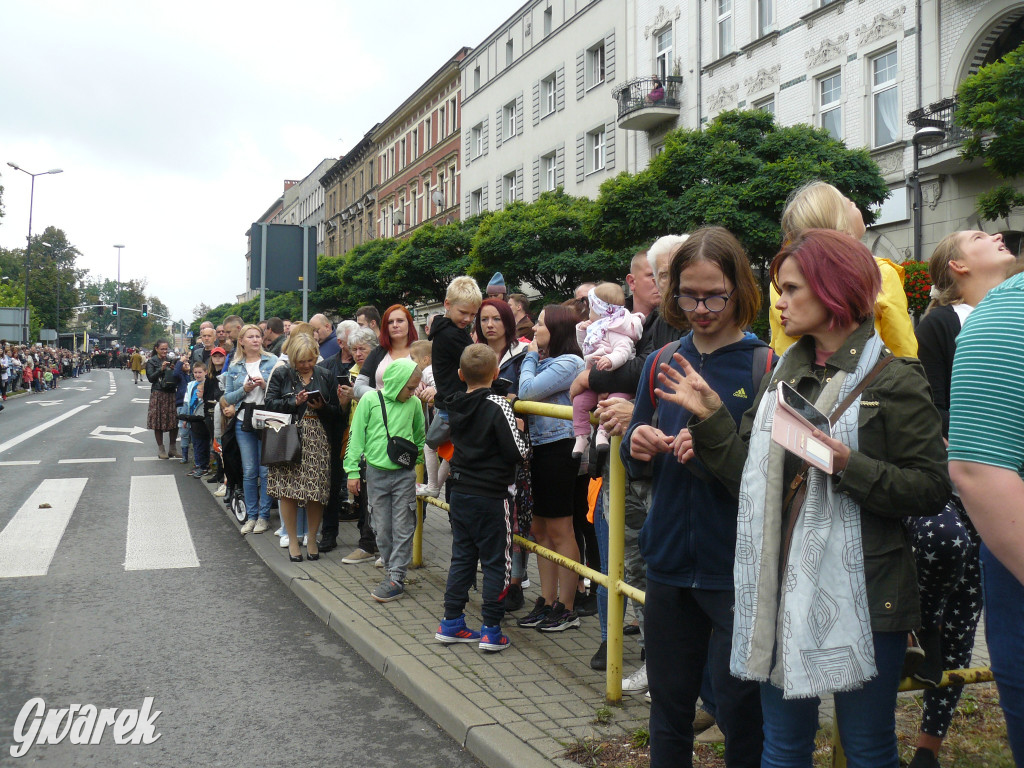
[434, 344, 528, 652]
[425, 276, 481, 444]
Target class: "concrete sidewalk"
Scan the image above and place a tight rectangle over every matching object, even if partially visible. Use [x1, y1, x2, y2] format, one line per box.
[223, 497, 650, 768]
[218, 488, 992, 768]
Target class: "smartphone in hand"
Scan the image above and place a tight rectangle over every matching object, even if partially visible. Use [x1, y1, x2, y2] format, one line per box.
[772, 382, 834, 473]
[336, 373, 351, 387]
[306, 389, 324, 406]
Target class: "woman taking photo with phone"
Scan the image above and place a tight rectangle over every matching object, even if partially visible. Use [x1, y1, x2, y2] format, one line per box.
[145, 339, 182, 459]
[622, 227, 769, 768]
[265, 333, 340, 562]
[222, 324, 279, 534]
[665, 229, 949, 768]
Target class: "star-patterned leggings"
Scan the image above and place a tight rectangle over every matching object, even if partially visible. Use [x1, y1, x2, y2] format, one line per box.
[906, 497, 983, 738]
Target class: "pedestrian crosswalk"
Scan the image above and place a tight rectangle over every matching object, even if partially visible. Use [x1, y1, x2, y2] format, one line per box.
[0, 475, 201, 578]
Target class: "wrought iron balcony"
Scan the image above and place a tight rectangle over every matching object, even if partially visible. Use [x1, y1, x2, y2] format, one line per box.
[613, 76, 683, 132]
[907, 97, 969, 159]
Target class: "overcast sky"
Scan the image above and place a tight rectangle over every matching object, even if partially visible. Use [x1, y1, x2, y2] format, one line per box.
[0, 0, 519, 323]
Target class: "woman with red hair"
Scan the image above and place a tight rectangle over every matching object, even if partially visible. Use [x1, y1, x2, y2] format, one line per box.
[661, 229, 949, 768]
[353, 304, 418, 397]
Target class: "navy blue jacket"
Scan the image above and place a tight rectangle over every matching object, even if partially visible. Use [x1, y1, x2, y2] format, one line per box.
[621, 331, 772, 590]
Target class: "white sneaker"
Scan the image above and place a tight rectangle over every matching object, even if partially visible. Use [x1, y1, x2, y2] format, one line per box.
[374, 557, 384, 568]
[622, 664, 648, 693]
[214, 484, 227, 497]
[521, 578, 531, 589]
[240, 519, 256, 535]
[416, 483, 440, 497]
[274, 526, 285, 537]
[280, 535, 290, 548]
[302, 535, 308, 547]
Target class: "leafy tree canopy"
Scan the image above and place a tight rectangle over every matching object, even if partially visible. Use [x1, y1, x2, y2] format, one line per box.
[957, 41, 1024, 219]
[588, 110, 889, 282]
[383, 216, 486, 303]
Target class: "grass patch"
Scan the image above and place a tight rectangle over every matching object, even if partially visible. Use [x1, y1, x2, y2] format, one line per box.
[563, 683, 1011, 768]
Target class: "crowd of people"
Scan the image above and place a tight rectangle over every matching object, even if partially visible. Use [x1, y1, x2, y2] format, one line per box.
[0, 343, 91, 405]
[120, 179, 1022, 768]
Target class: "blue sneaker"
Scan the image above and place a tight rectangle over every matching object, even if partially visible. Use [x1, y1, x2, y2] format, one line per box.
[435, 615, 481, 644]
[479, 625, 511, 652]
[371, 580, 404, 603]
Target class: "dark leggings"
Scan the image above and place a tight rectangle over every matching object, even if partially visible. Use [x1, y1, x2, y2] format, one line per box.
[906, 498, 983, 738]
[571, 473, 600, 577]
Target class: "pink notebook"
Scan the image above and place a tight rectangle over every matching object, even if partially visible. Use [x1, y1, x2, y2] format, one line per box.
[771, 382, 834, 474]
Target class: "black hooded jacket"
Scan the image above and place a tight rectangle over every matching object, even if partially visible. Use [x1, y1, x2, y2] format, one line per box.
[445, 388, 528, 499]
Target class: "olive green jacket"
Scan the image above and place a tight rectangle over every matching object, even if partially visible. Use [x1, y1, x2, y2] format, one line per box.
[690, 320, 950, 632]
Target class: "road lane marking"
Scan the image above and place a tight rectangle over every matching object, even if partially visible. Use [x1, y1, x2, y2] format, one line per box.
[125, 475, 200, 571]
[57, 458, 116, 464]
[133, 457, 162, 462]
[0, 461, 42, 467]
[0, 405, 91, 456]
[0, 478, 88, 578]
[90, 400, 102, 403]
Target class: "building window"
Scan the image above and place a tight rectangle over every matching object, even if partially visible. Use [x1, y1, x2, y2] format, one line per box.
[504, 100, 517, 138]
[412, 128, 419, 159]
[470, 188, 483, 215]
[757, 0, 773, 37]
[587, 43, 605, 88]
[473, 66, 481, 90]
[717, 0, 733, 57]
[753, 95, 775, 116]
[587, 127, 606, 173]
[655, 27, 673, 81]
[819, 71, 842, 140]
[543, 7, 552, 37]
[472, 123, 483, 158]
[450, 97, 458, 134]
[543, 153, 557, 191]
[503, 172, 517, 203]
[425, 117, 432, 149]
[871, 49, 899, 147]
[506, 40, 514, 67]
[542, 74, 556, 116]
[439, 105, 446, 138]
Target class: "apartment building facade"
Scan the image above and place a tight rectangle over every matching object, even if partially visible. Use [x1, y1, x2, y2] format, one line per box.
[372, 48, 470, 240]
[280, 158, 336, 254]
[459, 0, 630, 219]
[321, 128, 378, 260]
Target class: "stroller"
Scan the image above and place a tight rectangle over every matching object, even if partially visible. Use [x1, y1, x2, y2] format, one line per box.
[219, 414, 247, 523]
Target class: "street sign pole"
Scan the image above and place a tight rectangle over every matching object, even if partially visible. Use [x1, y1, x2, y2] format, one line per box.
[259, 223, 267, 322]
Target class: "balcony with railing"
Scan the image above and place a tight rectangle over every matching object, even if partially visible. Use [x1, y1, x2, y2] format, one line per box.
[613, 76, 683, 132]
[907, 97, 974, 172]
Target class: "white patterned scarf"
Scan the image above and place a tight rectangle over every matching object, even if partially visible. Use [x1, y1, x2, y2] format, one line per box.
[582, 288, 627, 356]
[731, 331, 884, 699]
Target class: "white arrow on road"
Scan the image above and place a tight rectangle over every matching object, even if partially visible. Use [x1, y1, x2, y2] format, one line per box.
[29, 400, 64, 407]
[89, 425, 148, 443]
[61, 386, 89, 391]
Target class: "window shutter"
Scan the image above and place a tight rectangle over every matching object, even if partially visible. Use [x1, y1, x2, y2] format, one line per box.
[576, 133, 585, 182]
[496, 174, 504, 210]
[482, 183, 489, 211]
[532, 80, 541, 126]
[464, 130, 472, 166]
[605, 31, 616, 83]
[464, 190, 471, 216]
[516, 165, 524, 201]
[482, 119, 489, 155]
[533, 155, 541, 199]
[516, 93, 524, 136]
[576, 50, 585, 99]
[495, 108, 503, 147]
[556, 65, 566, 111]
[605, 122, 616, 170]
[556, 143, 565, 188]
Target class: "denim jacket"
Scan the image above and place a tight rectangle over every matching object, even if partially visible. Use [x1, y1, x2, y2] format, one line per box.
[517, 351, 584, 446]
[221, 352, 279, 406]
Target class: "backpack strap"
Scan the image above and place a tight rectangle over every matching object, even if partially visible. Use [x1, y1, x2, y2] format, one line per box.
[750, 345, 774, 398]
[647, 340, 682, 409]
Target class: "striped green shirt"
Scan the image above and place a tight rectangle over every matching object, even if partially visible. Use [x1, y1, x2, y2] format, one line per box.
[949, 272, 1024, 476]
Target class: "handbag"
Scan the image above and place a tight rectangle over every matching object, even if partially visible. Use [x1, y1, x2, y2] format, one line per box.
[377, 391, 419, 469]
[424, 410, 451, 450]
[260, 414, 302, 467]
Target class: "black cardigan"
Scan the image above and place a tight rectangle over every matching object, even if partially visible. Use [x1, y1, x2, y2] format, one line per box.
[913, 303, 961, 437]
[265, 364, 340, 426]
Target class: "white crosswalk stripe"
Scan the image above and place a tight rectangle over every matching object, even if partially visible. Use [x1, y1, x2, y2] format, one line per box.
[0, 478, 88, 578]
[125, 476, 200, 571]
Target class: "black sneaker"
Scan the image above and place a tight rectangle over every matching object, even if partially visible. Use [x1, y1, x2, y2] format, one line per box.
[503, 583, 525, 613]
[516, 597, 551, 628]
[319, 534, 337, 553]
[538, 601, 581, 632]
[575, 590, 598, 617]
[590, 641, 607, 670]
[907, 747, 940, 768]
[912, 626, 944, 688]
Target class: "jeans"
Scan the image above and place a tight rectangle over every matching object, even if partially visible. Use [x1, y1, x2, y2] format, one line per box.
[980, 543, 1024, 762]
[365, 464, 416, 584]
[645, 579, 763, 768]
[235, 420, 270, 521]
[192, 433, 210, 473]
[760, 631, 905, 768]
[444, 492, 512, 627]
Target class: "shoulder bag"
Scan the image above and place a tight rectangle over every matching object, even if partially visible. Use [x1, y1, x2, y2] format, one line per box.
[260, 413, 301, 467]
[377, 391, 419, 469]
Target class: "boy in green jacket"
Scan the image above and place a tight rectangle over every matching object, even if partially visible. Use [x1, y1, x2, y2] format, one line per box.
[344, 358, 425, 602]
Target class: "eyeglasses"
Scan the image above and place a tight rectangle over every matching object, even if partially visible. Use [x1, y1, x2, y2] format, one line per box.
[674, 289, 734, 313]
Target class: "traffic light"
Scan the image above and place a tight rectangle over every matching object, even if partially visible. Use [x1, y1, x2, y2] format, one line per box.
[111, 302, 118, 316]
[141, 304, 149, 318]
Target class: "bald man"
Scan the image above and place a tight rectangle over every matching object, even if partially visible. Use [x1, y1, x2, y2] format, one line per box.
[310, 314, 340, 359]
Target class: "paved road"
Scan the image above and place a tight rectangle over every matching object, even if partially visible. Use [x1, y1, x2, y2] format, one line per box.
[0, 371, 482, 767]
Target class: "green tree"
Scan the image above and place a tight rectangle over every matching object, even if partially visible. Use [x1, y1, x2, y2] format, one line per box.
[25, 228, 86, 333]
[956, 42, 1024, 219]
[469, 189, 626, 301]
[382, 217, 485, 304]
[0, 279, 41, 340]
[312, 238, 402, 317]
[78, 276, 170, 348]
[589, 110, 889, 287]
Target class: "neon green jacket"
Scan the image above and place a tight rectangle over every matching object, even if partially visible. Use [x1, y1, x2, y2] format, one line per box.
[344, 357, 425, 476]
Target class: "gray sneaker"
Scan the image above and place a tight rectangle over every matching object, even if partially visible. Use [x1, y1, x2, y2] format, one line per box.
[371, 580, 404, 603]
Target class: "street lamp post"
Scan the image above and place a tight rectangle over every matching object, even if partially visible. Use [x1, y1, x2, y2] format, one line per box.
[113, 244, 125, 345]
[910, 126, 946, 262]
[6, 162, 63, 344]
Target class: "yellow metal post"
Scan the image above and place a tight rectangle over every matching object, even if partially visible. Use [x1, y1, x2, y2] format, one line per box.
[413, 463, 424, 567]
[605, 435, 626, 703]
